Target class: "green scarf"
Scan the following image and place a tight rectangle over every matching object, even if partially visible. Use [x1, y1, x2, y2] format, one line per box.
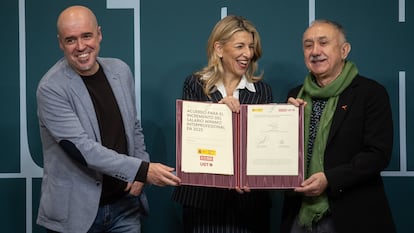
[297, 61, 358, 228]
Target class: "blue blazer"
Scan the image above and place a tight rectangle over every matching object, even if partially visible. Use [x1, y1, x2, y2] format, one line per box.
[172, 74, 273, 210]
[36, 57, 149, 232]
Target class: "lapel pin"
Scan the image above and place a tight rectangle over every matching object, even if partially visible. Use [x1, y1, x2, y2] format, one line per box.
[341, 105, 348, 111]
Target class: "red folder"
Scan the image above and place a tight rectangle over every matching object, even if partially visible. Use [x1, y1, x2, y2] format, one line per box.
[176, 100, 304, 189]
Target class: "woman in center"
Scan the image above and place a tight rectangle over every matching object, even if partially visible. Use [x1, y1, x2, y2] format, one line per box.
[173, 15, 273, 233]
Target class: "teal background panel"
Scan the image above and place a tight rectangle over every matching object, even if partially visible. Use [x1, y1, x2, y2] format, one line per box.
[0, 0, 20, 172]
[0, 179, 26, 232]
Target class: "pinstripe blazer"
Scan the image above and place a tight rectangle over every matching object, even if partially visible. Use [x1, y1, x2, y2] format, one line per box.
[172, 74, 273, 210]
[36, 57, 149, 233]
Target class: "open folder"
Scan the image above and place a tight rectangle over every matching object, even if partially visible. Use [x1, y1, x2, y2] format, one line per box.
[176, 100, 304, 189]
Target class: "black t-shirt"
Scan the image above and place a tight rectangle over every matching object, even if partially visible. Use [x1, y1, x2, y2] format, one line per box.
[81, 65, 128, 205]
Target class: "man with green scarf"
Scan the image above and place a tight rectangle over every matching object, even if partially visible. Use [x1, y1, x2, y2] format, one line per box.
[280, 19, 396, 233]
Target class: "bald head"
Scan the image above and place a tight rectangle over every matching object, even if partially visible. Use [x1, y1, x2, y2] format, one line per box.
[56, 5, 102, 76]
[57, 5, 98, 37]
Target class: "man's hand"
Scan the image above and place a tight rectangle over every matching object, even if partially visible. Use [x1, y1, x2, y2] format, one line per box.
[294, 172, 328, 197]
[124, 181, 144, 196]
[146, 163, 181, 186]
[287, 97, 307, 107]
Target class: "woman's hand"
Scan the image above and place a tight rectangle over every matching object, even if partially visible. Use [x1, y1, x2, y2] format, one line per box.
[234, 185, 251, 194]
[219, 96, 241, 113]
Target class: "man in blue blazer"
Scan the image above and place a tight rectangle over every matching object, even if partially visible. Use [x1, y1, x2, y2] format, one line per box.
[281, 20, 396, 233]
[36, 5, 180, 233]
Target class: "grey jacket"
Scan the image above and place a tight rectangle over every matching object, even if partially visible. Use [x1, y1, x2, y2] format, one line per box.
[36, 57, 149, 233]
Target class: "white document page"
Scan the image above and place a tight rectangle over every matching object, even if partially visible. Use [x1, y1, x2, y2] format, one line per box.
[246, 104, 299, 175]
[181, 101, 234, 175]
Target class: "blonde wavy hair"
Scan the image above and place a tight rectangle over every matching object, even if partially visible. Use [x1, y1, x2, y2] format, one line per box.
[195, 15, 263, 96]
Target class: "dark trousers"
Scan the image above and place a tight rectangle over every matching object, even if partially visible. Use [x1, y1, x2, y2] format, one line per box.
[290, 215, 337, 233]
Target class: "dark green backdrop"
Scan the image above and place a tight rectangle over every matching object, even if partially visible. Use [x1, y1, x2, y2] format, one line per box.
[1, 0, 412, 232]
